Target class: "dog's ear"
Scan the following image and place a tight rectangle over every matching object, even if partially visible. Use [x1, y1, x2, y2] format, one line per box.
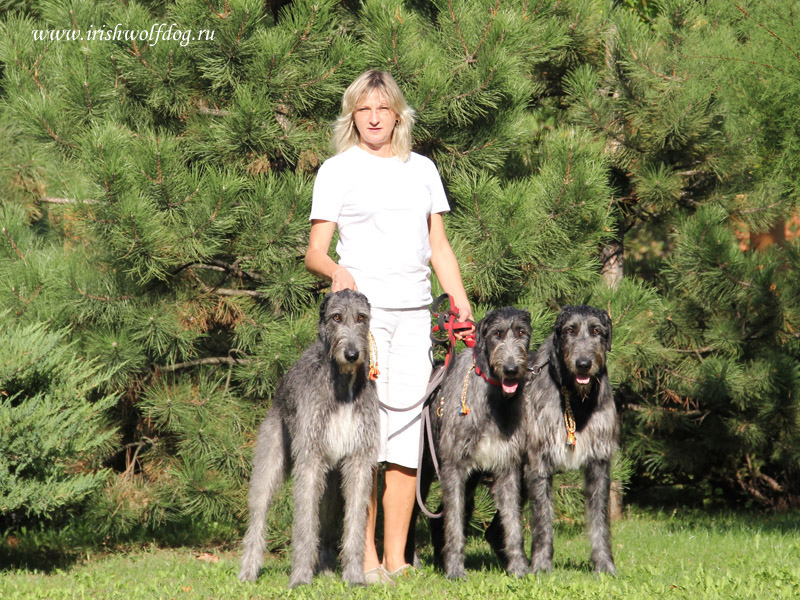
[318, 293, 332, 342]
[547, 333, 562, 387]
[475, 310, 493, 347]
[549, 307, 573, 387]
[600, 309, 612, 351]
[553, 306, 571, 336]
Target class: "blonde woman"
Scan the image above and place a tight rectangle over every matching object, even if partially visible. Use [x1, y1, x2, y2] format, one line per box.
[305, 70, 473, 583]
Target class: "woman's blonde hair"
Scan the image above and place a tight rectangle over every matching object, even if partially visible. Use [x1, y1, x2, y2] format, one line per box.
[332, 70, 415, 162]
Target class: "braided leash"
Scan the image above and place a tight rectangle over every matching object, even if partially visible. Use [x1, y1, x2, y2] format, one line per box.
[562, 388, 577, 447]
[415, 294, 475, 519]
[367, 331, 380, 381]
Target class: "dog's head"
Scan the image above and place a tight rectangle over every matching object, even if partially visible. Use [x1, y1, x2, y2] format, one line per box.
[550, 305, 611, 393]
[319, 289, 372, 375]
[475, 307, 532, 397]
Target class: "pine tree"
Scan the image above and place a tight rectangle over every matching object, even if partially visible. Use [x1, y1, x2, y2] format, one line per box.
[0, 316, 118, 521]
[6, 0, 795, 542]
[648, 1, 800, 506]
[570, 0, 800, 506]
[1, 0, 636, 537]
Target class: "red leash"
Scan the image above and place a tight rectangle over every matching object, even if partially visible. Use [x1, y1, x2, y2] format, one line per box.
[429, 294, 475, 368]
[416, 294, 475, 519]
[474, 360, 501, 387]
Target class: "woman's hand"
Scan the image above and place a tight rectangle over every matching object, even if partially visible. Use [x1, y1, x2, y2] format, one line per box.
[453, 298, 475, 340]
[331, 265, 358, 292]
[306, 220, 358, 292]
[429, 213, 474, 339]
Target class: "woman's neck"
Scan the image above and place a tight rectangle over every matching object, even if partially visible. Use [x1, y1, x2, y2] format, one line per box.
[357, 140, 394, 158]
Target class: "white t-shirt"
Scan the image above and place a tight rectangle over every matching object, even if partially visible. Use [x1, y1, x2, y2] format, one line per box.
[310, 145, 450, 308]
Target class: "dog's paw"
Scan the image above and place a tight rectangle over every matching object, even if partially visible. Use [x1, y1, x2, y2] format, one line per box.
[237, 571, 257, 583]
[530, 557, 553, 574]
[342, 566, 366, 586]
[445, 564, 466, 580]
[288, 571, 313, 588]
[444, 558, 466, 581]
[444, 551, 466, 581]
[507, 557, 530, 578]
[593, 560, 617, 576]
[237, 564, 260, 583]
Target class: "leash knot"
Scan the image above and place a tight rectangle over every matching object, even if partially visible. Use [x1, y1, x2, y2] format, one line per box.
[459, 364, 474, 415]
[368, 331, 380, 381]
[561, 386, 576, 447]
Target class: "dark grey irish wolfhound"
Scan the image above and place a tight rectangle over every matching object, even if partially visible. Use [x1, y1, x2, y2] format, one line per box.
[520, 305, 617, 574]
[238, 290, 379, 587]
[419, 307, 532, 580]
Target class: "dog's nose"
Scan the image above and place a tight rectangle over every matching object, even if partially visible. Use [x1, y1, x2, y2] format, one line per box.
[344, 349, 360, 363]
[503, 362, 520, 378]
[576, 358, 592, 371]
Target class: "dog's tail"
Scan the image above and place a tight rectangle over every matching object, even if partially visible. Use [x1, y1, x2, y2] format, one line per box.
[239, 410, 288, 583]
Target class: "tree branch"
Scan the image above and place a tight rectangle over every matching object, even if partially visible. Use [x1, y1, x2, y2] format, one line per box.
[40, 196, 98, 205]
[192, 272, 268, 298]
[161, 356, 252, 372]
[2, 227, 26, 262]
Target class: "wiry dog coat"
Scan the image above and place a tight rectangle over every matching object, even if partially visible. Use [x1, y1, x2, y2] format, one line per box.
[419, 307, 532, 579]
[238, 290, 379, 587]
[524, 305, 618, 574]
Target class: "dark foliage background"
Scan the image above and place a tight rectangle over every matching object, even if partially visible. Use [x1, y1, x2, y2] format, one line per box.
[1, 0, 798, 545]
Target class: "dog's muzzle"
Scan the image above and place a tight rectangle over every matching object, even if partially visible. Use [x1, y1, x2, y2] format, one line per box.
[574, 358, 593, 386]
[501, 363, 521, 395]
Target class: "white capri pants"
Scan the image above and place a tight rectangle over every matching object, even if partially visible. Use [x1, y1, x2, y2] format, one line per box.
[370, 306, 433, 469]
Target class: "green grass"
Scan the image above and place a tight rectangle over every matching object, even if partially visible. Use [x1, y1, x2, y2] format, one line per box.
[2, 508, 799, 599]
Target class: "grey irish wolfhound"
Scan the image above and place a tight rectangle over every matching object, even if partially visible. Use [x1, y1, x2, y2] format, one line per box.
[238, 289, 379, 587]
[517, 304, 618, 574]
[419, 307, 532, 580]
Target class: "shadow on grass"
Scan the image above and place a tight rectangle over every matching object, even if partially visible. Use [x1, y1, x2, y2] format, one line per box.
[0, 540, 82, 574]
[656, 508, 800, 536]
[1, 516, 243, 575]
[464, 546, 506, 573]
[552, 557, 595, 573]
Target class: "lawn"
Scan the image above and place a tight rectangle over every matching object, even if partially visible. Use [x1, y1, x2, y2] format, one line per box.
[2, 508, 799, 599]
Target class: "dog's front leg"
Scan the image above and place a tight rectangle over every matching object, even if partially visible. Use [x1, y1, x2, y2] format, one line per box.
[339, 455, 374, 586]
[527, 470, 554, 573]
[317, 469, 342, 576]
[493, 467, 528, 577]
[288, 455, 326, 588]
[441, 464, 468, 580]
[239, 412, 287, 583]
[584, 459, 616, 575]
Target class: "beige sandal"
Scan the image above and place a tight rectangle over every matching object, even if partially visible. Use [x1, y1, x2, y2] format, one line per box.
[386, 563, 413, 578]
[364, 565, 395, 585]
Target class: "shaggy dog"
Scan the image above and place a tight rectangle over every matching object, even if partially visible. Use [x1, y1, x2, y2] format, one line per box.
[417, 307, 533, 579]
[503, 305, 618, 574]
[238, 290, 379, 587]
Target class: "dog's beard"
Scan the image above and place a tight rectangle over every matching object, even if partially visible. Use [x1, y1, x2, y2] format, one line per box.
[335, 359, 361, 375]
[574, 376, 593, 400]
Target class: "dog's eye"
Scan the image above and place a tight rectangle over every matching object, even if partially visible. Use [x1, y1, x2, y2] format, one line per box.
[591, 326, 601, 335]
[357, 314, 367, 323]
[332, 314, 342, 322]
[518, 329, 526, 338]
[565, 326, 575, 335]
[494, 330, 502, 338]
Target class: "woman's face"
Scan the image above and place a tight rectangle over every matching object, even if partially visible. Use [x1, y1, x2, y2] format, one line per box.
[352, 88, 397, 157]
